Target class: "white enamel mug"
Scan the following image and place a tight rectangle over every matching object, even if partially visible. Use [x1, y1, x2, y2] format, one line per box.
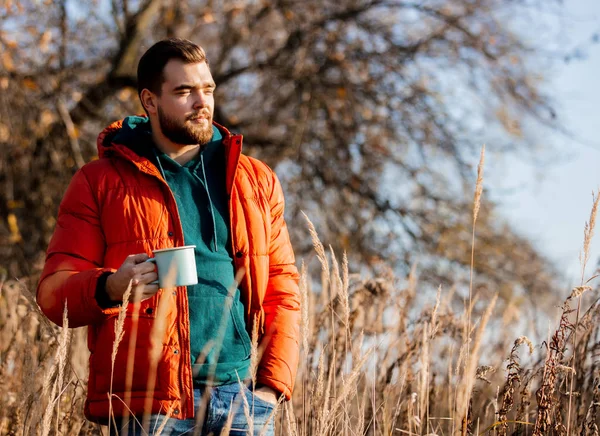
[145, 245, 198, 288]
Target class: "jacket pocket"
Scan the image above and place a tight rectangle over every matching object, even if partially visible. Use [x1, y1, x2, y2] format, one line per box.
[92, 343, 174, 397]
[90, 295, 163, 395]
[231, 296, 252, 356]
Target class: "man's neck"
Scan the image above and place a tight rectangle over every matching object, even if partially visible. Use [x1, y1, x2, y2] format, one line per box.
[152, 130, 200, 166]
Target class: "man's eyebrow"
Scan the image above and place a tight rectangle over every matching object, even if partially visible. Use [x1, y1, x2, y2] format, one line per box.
[172, 82, 216, 91]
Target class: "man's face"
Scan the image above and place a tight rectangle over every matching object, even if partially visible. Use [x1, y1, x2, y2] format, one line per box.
[155, 59, 216, 145]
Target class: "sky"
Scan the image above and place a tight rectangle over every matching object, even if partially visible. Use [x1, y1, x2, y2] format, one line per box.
[488, 0, 600, 288]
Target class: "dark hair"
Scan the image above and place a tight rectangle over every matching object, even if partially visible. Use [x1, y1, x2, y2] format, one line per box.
[137, 38, 209, 97]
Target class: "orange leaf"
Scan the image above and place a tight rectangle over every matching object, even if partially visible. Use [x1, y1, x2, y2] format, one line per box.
[40, 109, 55, 128]
[0, 123, 8, 142]
[166, 8, 175, 20]
[40, 30, 52, 53]
[7, 200, 24, 209]
[7, 213, 22, 243]
[2, 52, 14, 71]
[70, 126, 80, 139]
[118, 87, 133, 102]
[22, 78, 38, 90]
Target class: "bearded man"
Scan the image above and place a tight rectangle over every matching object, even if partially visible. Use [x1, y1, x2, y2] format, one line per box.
[36, 38, 300, 435]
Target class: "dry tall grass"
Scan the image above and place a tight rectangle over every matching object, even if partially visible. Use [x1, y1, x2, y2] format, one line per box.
[1, 160, 600, 435]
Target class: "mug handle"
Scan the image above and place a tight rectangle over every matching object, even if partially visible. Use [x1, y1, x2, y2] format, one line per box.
[145, 258, 159, 285]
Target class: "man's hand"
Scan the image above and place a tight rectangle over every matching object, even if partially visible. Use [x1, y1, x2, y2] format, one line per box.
[106, 253, 159, 302]
[253, 385, 278, 405]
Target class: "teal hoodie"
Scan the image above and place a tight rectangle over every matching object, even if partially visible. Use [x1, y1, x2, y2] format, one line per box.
[113, 116, 251, 385]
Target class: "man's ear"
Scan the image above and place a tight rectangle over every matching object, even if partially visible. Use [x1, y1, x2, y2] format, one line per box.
[140, 89, 158, 115]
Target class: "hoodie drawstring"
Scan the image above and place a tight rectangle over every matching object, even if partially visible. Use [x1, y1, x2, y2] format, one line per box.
[152, 147, 168, 181]
[200, 153, 219, 252]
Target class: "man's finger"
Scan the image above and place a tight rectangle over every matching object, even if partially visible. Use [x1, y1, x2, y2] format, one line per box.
[132, 270, 157, 284]
[145, 285, 160, 295]
[138, 287, 159, 301]
[135, 284, 159, 295]
[134, 261, 157, 275]
[138, 271, 158, 284]
[130, 253, 150, 264]
[131, 282, 148, 297]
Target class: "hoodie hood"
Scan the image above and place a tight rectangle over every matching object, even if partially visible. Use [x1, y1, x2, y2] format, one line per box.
[96, 116, 152, 159]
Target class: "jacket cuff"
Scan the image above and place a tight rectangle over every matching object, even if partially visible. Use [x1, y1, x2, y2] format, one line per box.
[94, 272, 120, 309]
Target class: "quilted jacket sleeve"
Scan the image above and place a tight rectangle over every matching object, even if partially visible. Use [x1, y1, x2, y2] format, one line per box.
[36, 167, 117, 327]
[256, 170, 301, 401]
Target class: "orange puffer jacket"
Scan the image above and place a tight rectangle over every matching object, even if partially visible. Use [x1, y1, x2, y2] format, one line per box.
[36, 119, 300, 422]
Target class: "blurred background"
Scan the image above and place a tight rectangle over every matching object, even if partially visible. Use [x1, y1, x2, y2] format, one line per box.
[0, 0, 599, 326]
[488, 0, 600, 287]
[2, 1, 600, 434]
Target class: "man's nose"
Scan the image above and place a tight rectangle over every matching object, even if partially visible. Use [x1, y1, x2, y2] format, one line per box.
[193, 93, 207, 109]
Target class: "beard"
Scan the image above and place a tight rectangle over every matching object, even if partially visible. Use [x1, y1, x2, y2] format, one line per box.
[157, 106, 213, 146]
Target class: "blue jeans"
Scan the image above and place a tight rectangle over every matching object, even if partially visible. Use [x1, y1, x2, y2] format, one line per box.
[111, 383, 276, 435]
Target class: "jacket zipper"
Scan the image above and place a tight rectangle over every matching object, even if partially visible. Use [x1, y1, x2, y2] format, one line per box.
[163, 184, 191, 417]
[145, 161, 190, 417]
